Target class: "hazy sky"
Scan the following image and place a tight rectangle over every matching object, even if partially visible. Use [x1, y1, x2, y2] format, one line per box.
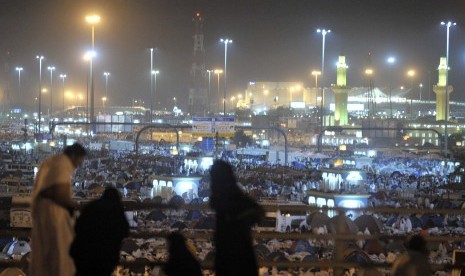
[1, 0, 465, 109]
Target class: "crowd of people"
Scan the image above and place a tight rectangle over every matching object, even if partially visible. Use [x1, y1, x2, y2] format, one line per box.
[0, 139, 464, 275]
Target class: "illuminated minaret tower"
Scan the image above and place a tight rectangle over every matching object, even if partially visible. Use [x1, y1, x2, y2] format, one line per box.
[188, 12, 208, 115]
[332, 56, 350, 126]
[433, 57, 453, 121]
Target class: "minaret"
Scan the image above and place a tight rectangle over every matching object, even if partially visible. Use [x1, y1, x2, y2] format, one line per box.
[188, 12, 208, 115]
[433, 57, 453, 121]
[332, 56, 350, 126]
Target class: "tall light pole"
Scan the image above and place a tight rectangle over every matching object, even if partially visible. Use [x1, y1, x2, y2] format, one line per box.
[59, 74, 66, 115]
[207, 69, 213, 113]
[47, 66, 55, 121]
[311, 70, 321, 107]
[365, 68, 374, 117]
[149, 47, 154, 123]
[15, 67, 23, 101]
[407, 70, 415, 118]
[387, 56, 396, 118]
[220, 38, 232, 115]
[441, 21, 456, 157]
[152, 70, 159, 116]
[36, 55, 44, 134]
[214, 69, 223, 113]
[104, 72, 110, 98]
[101, 97, 107, 113]
[419, 83, 423, 102]
[86, 14, 100, 125]
[316, 28, 330, 152]
[230, 96, 236, 110]
[419, 83, 423, 116]
[84, 51, 96, 123]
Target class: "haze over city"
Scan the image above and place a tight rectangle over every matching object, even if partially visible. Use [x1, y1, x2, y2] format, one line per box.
[1, 0, 465, 109]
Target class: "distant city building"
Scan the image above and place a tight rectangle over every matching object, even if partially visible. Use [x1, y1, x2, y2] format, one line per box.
[242, 81, 315, 111]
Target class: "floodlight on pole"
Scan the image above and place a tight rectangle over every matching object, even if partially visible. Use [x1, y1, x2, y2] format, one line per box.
[59, 74, 66, 115]
[84, 51, 96, 123]
[214, 69, 223, 113]
[387, 56, 396, 118]
[220, 38, 232, 115]
[207, 69, 213, 113]
[36, 55, 44, 134]
[316, 28, 331, 152]
[152, 70, 159, 116]
[86, 14, 100, 126]
[15, 67, 23, 100]
[441, 20, 456, 158]
[104, 72, 110, 98]
[47, 66, 55, 121]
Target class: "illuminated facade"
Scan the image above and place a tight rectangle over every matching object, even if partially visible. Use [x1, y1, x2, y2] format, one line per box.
[242, 81, 314, 110]
[433, 57, 453, 121]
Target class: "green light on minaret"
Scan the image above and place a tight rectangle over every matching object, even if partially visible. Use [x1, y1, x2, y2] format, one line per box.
[438, 57, 447, 87]
[336, 56, 348, 87]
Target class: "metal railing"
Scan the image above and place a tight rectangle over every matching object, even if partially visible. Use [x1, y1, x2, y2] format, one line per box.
[1, 201, 465, 275]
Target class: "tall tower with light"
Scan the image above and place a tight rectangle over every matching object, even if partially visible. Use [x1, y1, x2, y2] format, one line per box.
[433, 57, 453, 121]
[332, 56, 350, 126]
[188, 12, 208, 115]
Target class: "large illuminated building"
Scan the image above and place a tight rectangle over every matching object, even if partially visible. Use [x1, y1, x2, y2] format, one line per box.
[241, 82, 315, 111]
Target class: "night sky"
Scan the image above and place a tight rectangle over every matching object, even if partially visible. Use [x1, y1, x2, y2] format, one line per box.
[1, 0, 464, 109]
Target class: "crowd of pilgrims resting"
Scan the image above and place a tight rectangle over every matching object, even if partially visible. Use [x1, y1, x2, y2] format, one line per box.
[0, 147, 463, 275]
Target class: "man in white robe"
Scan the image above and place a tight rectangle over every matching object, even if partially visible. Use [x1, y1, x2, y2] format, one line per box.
[31, 143, 87, 276]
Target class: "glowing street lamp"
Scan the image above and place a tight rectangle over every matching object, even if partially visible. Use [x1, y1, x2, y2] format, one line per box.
[419, 83, 423, 101]
[311, 70, 321, 89]
[441, 20, 456, 157]
[85, 14, 100, 124]
[36, 55, 44, 134]
[15, 67, 23, 102]
[407, 70, 415, 118]
[316, 28, 330, 152]
[214, 69, 223, 113]
[220, 38, 232, 115]
[47, 66, 55, 121]
[84, 51, 96, 122]
[103, 72, 110, 98]
[206, 69, 213, 113]
[152, 70, 160, 119]
[230, 96, 236, 110]
[386, 56, 396, 117]
[59, 74, 66, 115]
[101, 96, 107, 111]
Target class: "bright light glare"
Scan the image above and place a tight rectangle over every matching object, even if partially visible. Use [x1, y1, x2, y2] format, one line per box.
[339, 199, 364, 209]
[387, 57, 395, 63]
[86, 15, 101, 24]
[83, 51, 97, 60]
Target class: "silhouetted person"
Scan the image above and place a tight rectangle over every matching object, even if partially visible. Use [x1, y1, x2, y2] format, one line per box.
[210, 160, 264, 276]
[70, 187, 129, 276]
[405, 234, 429, 256]
[31, 143, 87, 276]
[392, 234, 432, 276]
[164, 232, 202, 276]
